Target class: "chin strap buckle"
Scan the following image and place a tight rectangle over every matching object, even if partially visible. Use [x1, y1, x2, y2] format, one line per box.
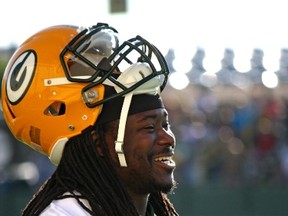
[115, 141, 127, 167]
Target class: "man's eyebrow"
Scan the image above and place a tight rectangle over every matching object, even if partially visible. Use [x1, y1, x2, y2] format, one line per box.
[136, 111, 168, 123]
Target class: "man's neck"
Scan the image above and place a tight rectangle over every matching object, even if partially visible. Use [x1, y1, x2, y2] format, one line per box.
[128, 191, 149, 216]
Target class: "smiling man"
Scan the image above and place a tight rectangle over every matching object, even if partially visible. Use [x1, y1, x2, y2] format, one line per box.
[1, 23, 179, 216]
[121, 108, 176, 195]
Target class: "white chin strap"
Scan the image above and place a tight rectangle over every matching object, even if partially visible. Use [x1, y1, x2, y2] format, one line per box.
[112, 62, 162, 167]
[115, 91, 133, 167]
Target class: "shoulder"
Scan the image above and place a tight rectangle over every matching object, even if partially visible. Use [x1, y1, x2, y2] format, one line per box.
[40, 192, 91, 216]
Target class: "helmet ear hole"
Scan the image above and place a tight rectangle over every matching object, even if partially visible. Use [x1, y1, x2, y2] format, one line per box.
[44, 101, 66, 116]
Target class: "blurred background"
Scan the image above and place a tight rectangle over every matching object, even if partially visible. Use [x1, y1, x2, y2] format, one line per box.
[1, 0, 288, 215]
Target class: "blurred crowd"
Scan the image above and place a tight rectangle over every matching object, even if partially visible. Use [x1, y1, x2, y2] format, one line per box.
[163, 84, 288, 188]
[162, 47, 288, 188]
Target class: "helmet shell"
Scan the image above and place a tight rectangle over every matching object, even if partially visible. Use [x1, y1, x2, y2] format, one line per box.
[1, 25, 104, 164]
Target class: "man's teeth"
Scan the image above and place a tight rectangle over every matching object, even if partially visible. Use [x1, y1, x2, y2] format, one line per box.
[154, 156, 173, 164]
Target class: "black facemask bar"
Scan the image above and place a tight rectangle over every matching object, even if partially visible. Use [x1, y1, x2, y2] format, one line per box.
[60, 23, 169, 108]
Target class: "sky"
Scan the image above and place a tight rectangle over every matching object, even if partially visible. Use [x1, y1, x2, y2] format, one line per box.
[1, 0, 288, 72]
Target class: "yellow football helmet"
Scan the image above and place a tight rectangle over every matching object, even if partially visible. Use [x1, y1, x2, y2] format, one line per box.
[1, 23, 169, 165]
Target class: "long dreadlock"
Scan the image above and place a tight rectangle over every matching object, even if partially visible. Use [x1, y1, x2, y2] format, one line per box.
[22, 122, 179, 216]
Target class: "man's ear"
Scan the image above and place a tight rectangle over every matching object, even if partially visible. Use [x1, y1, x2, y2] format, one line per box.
[91, 130, 104, 156]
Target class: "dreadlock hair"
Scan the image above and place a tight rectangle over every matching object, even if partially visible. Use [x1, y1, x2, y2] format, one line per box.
[22, 121, 179, 216]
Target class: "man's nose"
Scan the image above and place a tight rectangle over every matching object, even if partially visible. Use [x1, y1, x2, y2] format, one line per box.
[157, 128, 175, 148]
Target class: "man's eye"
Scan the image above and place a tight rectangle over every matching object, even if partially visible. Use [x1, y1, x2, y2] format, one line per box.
[144, 125, 155, 131]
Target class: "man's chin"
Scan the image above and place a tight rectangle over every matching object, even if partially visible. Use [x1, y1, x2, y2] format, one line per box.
[159, 179, 178, 194]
